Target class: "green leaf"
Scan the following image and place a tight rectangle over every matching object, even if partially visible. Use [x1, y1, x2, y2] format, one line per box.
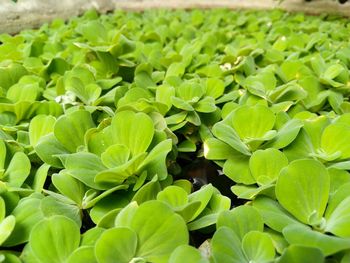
[232, 105, 275, 141]
[120, 201, 189, 263]
[176, 81, 205, 102]
[217, 206, 264, 240]
[4, 196, 44, 246]
[166, 63, 185, 78]
[278, 245, 325, 263]
[32, 163, 50, 193]
[110, 111, 154, 156]
[177, 139, 196, 152]
[211, 227, 247, 263]
[223, 156, 255, 185]
[35, 133, 70, 168]
[95, 153, 146, 184]
[275, 159, 329, 225]
[325, 196, 350, 237]
[89, 192, 129, 224]
[0, 63, 28, 91]
[101, 144, 130, 168]
[204, 138, 239, 160]
[130, 179, 160, 205]
[157, 186, 188, 210]
[321, 123, 350, 160]
[0, 216, 15, 246]
[65, 77, 101, 105]
[52, 171, 85, 205]
[138, 139, 172, 180]
[68, 246, 97, 263]
[4, 152, 31, 187]
[54, 110, 95, 152]
[205, 78, 225, 99]
[0, 197, 5, 222]
[29, 216, 80, 263]
[283, 225, 350, 256]
[322, 64, 345, 80]
[188, 184, 214, 221]
[156, 85, 175, 111]
[40, 196, 81, 227]
[81, 227, 105, 246]
[171, 96, 194, 111]
[77, 20, 108, 44]
[195, 96, 217, 113]
[63, 152, 107, 190]
[7, 75, 43, 103]
[249, 148, 288, 185]
[169, 245, 209, 263]
[267, 119, 303, 149]
[252, 197, 302, 232]
[231, 184, 273, 200]
[29, 115, 56, 146]
[242, 231, 275, 263]
[212, 122, 251, 155]
[95, 227, 137, 263]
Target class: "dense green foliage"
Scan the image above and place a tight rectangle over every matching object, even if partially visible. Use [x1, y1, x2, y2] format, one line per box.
[1, 8, 350, 262]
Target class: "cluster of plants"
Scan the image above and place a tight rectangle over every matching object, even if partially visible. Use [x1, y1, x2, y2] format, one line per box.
[1, 7, 350, 262]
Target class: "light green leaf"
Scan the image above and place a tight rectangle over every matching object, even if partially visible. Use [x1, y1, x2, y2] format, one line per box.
[0, 216, 15, 246]
[157, 186, 188, 210]
[325, 196, 350, 237]
[283, 225, 350, 256]
[65, 77, 101, 105]
[166, 63, 185, 78]
[322, 64, 345, 80]
[195, 96, 217, 113]
[276, 159, 329, 225]
[321, 123, 350, 160]
[54, 110, 95, 152]
[252, 197, 302, 232]
[52, 171, 85, 205]
[29, 216, 80, 263]
[204, 138, 239, 160]
[242, 231, 275, 263]
[35, 133, 70, 168]
[188, 184, 214, 221]
[205, 78, 225, 99]
[131, 179, 161, 205]
[68, 246, 97, 263]
[95, 153, 146, 184]
[110, 111, 154, 157]
[95, 227, 137, 263]
[232, 105, 275, 141]
[267, 119, 303, 149]
[171, 96, 194, 111]
[169, 245, 209, 263]
[211, 227, 247, 263]
[40, 196, 81, 227]
[63, 152, 107, 190]
[4, 152, 31, 187]
[278, 245, 324, 263]
[217, 206, 263, 240]
[223, 156, 255, 185]
[33, 164, 50, 193]
[249, 148, 288, 185]
[7, 75, 43, 103]
[128, 201, 188, 263]
[3, 195, 44, 246]
[29, 115, 56, 146]
[77, 20, 108, 44]
[212, 122, 251, 155]
[101, 144, 130, 168]
[138, 139, 172, 180]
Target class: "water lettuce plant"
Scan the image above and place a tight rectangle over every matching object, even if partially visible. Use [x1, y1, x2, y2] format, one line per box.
[1, 7, 350, 263]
